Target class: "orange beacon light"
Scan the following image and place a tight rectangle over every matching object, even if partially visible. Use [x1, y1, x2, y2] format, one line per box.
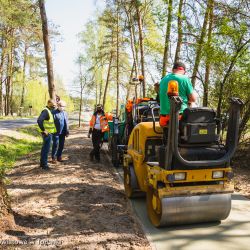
[167, 80, 179, 96]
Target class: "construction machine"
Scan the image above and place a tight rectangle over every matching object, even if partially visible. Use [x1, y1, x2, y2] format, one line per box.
[123, 95, 243, 227]
[109, 76, 159, 168]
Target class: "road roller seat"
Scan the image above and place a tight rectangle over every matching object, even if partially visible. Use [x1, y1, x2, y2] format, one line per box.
[159, 107, 229, 170]
[179, 107, 219, 145]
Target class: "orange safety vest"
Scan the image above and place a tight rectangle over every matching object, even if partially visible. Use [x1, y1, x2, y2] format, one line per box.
[89, 114, 109, 132]
[105, 112, 113, 121]
[126, 100, 133, 113]
[159, 114, 182, 127]
[135, 97, 151, 104]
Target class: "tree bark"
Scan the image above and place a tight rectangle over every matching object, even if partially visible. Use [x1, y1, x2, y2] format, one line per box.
[126, 62, 135, 101]
[162, 0, 173, 78]
[0, 36, 5, 116]
[203, 0, 214, 106]
[20, 43, 28, 110]
[99, 71, 103, 105]
[6, 43, 14, 116]
[38, 0, 56, 100]
[191, 0, 210, 88]
[78, 63, 83, 128]
[135, 1, 146, 97]
[174, 0, 184, 63]
[102, 51, 113, 110]
[125, 8, 138, 77]
[116, 0, 120, 116]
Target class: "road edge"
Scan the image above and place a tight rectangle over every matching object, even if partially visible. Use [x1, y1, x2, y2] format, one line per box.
[102, 145, 156, 250]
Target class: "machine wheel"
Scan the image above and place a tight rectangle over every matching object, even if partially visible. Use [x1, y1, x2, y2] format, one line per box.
[124, 165, 139, 198]
[146, 186, 162, 227]
[146, 186, 232, 227]
[111, 134, 119, 168]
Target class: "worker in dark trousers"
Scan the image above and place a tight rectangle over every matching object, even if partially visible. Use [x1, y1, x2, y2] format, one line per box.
[51, 100, 69, 163]
[89, 104, 109, 162]
[37, 99, 57, 170]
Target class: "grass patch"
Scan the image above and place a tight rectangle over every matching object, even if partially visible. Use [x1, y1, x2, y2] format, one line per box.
[17, 125, 41, 137]
[0, 126, 41, 179]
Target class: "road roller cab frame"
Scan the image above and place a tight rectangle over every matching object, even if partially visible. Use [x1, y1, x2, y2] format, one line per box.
[123, 96, 243, 227]
[110, 98, 159, 167]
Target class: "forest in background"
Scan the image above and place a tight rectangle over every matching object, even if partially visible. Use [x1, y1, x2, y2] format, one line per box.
[0, 0, 74, 117]
[0, 0, 249, 139]
[75, 0, 249, 140]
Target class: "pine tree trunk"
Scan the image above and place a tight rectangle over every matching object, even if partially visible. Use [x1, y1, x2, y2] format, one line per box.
[191, 1, 210, 87]
[126, 62, 135, 101]
[0, 36, 5, 116]
[38, 0, 56, 100]
[135, 2, 146, 97]
[174, 0, 184, 63]
[6, 44, 14, 116]
[95, 78, 98, 106]
[20, 43, 28, 110]
[125, 9, 138, 77]
[203, 0, 214, 106]
[99, 75, 103, 105]
[102, 51, 113, 109]
[116, 1, 120, 116]
[78, 64, 83, 127]
[162, 0, 173, 77]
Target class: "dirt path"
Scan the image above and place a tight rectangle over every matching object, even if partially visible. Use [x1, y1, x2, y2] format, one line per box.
[0, 126, 150, 249]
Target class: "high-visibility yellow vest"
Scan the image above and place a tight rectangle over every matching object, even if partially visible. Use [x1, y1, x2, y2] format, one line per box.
[38, 108, 57, 134]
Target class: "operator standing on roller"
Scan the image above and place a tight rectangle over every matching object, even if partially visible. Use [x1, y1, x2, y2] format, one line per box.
[89, 104, 109, 162]
[160, 62, 196, 142]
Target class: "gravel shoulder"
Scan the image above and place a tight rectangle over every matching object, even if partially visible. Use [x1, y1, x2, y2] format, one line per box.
[0, 126, 150, 249]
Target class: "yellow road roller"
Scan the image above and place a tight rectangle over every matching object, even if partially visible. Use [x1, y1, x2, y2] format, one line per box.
[123, 96, 243, 227]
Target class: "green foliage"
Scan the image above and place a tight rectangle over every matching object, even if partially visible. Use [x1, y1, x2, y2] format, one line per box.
[0, 135, 40, 179]
[17, 125, 41, 138]
[8, 75, 75, 115]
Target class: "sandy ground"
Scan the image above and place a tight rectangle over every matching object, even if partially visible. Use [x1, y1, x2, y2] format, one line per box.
[0, 126, 150, 250]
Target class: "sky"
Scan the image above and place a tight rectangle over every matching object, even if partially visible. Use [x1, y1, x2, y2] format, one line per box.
[45, 0, 102, 93]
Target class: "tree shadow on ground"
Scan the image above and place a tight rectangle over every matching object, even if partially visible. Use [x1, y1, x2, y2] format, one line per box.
[4, 128, 146, 247]
[7, 183, 138, 238]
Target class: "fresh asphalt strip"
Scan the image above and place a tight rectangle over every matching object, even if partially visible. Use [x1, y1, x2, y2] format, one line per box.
[102, 145, 250, 250]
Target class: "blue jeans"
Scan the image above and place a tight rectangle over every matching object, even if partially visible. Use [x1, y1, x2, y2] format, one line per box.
[52, 134, 66, 159]
[40, 133, 52, 167]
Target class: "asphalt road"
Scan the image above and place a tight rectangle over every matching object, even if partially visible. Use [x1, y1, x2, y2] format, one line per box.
[114, 167, 250, 250]
[131, 194, 250, 250]
[0, 112, 92, 130]
[0, 118, 37, 130]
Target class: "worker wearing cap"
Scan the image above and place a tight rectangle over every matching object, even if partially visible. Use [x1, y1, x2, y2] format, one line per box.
[51, 100, 69, 163]
[160, 62, 196, 142]
[37, 99, 57, 170]
[89, 104, 109, 162]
